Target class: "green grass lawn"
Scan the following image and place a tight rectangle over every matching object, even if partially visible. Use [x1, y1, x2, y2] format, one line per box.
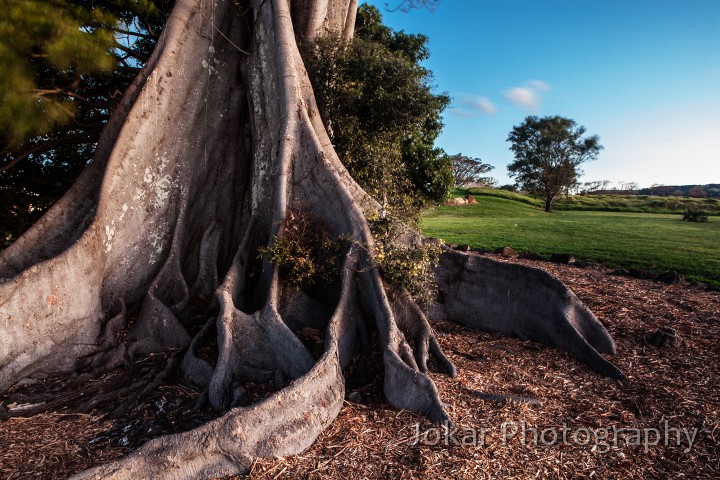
[421, 192, 720, 285]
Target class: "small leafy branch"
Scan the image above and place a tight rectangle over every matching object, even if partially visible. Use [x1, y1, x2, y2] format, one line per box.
[259, 207, 442, 306]
[258, 210, 340, 290]
[366, 211, 442, 310]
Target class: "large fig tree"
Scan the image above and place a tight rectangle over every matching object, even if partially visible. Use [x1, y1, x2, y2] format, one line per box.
[0, 0, 622, 477]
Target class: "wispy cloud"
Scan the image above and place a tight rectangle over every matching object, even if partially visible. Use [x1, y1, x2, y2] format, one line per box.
[528, 79, 551, 91]
[452, 94, 498, 117]
[504, 80, 551, 111]
[472, 97, 497, 115]
[451, 109, 477, 118]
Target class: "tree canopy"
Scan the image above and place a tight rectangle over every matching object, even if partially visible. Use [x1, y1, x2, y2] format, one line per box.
[449, 153, 495, 187]
[304, 4, 453, 222]
[507, 115, 602, 212]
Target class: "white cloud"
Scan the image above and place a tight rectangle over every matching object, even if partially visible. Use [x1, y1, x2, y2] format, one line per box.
[504, 80, 551, 111]
[470, 96, 498, 115]
[456, 95, 498, 116]
[504, 87, 539, 110]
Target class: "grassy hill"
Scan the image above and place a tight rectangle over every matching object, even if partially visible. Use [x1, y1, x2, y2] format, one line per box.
[466, 187, 720, 215]
[421, 190, 720, 285]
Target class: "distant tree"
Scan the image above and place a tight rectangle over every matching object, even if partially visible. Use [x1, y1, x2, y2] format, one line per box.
[480, 177, 499, 188]
[646, 184, 675, 196]
[507, 115, 602, 212]
[581, 180, 608, 194]
[449, 153, 494, 187]
[564, 178, 582, 197]
[689, 186, 708, 198]
[619, 181, 639, 193]
[582, 181, 598, 193]
[640, 184, 720, 198]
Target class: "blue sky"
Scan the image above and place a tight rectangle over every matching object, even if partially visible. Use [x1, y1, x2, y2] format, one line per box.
[363, 0, 720, 188]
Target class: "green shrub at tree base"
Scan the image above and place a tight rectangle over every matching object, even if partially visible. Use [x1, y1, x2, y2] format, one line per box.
[368, 213, 441, 310]
[258, 210, 341, 290]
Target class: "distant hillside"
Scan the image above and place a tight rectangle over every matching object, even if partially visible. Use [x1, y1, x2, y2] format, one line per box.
[637, 184, 720, 198]
[461, 188, 720, 215]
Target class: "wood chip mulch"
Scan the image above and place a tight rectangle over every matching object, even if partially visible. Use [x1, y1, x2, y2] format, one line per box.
[1, 255, 718, 479]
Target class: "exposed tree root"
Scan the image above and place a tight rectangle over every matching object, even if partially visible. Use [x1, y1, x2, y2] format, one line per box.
[71, 255, 358, 479]
[432, 249, 624, 379]
[0, 0, 623, 477]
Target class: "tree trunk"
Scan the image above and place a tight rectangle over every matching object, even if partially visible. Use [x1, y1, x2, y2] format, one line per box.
[545, 196, 553, 212]
[0, 0, 621, 477]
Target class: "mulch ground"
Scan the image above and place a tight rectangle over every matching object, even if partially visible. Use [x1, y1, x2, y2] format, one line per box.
[1, 254, 718, 479]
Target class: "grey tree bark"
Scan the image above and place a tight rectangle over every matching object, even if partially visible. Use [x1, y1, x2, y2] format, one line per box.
[0, 0, 622, 477]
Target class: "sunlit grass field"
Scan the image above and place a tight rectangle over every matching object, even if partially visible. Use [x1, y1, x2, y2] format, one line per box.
[421, 190, 720, 285]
